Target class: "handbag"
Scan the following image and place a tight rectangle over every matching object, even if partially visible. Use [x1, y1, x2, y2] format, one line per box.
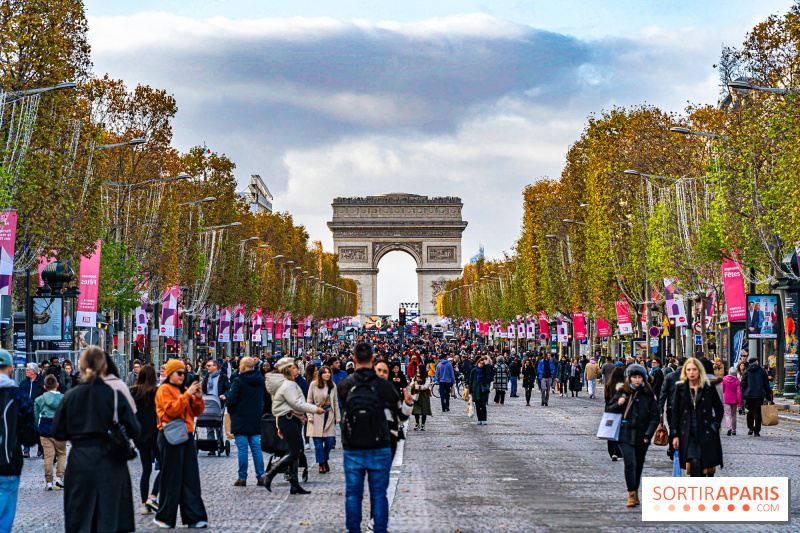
[653, 416, 669, 446]
[108, 391, 138, 461]
[761, 403, 779, 426]
[163, 417, 190, 445]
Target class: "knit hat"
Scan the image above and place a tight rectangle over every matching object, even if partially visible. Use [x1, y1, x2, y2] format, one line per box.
[275, 357, 296, 371]
[625, 363, 647, 379]
[0, 349, 12, 366]
[614, 361, 623, 367]
[164, 359, 186, 378]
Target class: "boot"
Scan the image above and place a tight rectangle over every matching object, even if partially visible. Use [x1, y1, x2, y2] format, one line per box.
[633, 492, 640, 506]
[262, 455, 293, 492]
[289, 463, 311, 495]
[626, 491, 637, 507]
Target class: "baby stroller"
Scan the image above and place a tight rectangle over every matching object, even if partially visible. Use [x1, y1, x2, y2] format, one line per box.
[195, 395, 230, 456]
[261, 414, 308, 482]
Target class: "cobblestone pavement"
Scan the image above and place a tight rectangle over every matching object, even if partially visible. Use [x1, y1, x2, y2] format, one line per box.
[13, 387, 800, 532]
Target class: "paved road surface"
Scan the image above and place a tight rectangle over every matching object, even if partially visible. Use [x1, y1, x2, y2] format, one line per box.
[14, 388, 800, 532]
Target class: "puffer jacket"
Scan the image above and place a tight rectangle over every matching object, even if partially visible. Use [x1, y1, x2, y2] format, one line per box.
[722, 374, 742, 407]
[265, 373, 318, 419]
[34, 390, 63, 425]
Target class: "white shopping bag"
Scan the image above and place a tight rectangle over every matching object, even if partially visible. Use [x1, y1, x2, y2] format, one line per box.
[596, 412, 622, 441]
[467, 399, 475, 418]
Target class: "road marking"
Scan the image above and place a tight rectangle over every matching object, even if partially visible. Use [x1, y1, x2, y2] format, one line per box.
[256, 488, 289, 533]
[388, 421, 407, 510]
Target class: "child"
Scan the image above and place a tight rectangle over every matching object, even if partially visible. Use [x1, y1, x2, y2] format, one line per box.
[721, 367, 742, 436]
[34, 375, 66, 490]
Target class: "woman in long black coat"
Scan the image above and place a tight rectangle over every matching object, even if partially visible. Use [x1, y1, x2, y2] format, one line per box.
[670, 357, 724, 477]
[568, 357, 583, 396]
[52, 347, 140, 533]
[521, 359, 537, 406]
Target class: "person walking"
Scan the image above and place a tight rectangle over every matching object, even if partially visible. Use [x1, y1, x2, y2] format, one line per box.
[33, 375, 65, 491]
[740, 354, 770, 437]
[557, 356, 569, 397]
[721, 367, 742, 436]
[411, 367, 433, 430]
[263, 358, 325, 494]
[52, 347, 141, 533]
[604, 367, 626, 461]
[584, 357, 601, 399]
[307, 365, 340, 474]
[20, 363, 45, 459]
[537, 354, 556, 406]
[507, 356, 520, 398]
[201, 359, 229, 452]
[606, 364, 659, 507]
[648, 358, 664, 400]
[468, 355, 492, 425]
[126, 360, 142, 387]
[522, 359, 536, 406]
[388, 362, 408, 398]
[568, 357, 583, 397]
[492, 356, 509, 405]
[601, 357, 616, 387]
[131, 364, 161, 515]
[670, 358, 724, 477]
[153, 359, 209, 528]
[57, 360, 78, 392]
[0, 349, 39, 533]
[712, 358, 725, 400]
[434, 356, 455, 412]
[373, 360, 413, 460]
[226, 357, 266, 487]
[338, 343, 408, 533]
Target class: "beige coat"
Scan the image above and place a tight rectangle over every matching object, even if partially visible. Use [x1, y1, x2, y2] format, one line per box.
[306, 382, 340, 438]
[584, 362, 601, 381]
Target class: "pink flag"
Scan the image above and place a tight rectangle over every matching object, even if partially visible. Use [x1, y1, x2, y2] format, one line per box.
[596, 318, 611, 337]
[275, 315, 284, 340]
[722, 258, 747, 322]
[538, 312, 549, 338]
[265, 312, 274, 341]
[641, 304, 648, 332]
[217, 307, 231, 342]
[76, 241, 102, 328]
[573, 311, 587, 340]
[0, 212, 17, 296]
[616, 300, 633, 334]
[251, 309, 263, 342]
[297, 320, 304, 338]
[232, 305, 245, 342]
[159, 285, 180, 338]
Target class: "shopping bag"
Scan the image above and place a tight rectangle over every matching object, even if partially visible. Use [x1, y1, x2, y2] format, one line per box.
[761, 403, 779, 426]
[672, 449, 681, 477]
[596, 412, 622, 441]
[224, 413, 234, 439]
[467, 399, 475, 418]
[461, 387, 470, 402]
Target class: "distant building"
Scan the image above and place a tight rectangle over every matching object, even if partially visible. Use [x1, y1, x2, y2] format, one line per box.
[470, 245, 484, 264]
[238, 175, 273, 213]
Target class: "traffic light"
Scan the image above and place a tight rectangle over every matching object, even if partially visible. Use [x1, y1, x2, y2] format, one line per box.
[195, 329, 202, 344]
[0, 321, 10, 344]
[167, 344, 176, 355]
[668, 318, 676, 338]
[399, 307, 406, 326]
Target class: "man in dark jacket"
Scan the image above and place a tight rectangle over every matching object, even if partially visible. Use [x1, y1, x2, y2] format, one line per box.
[20, 363, 45, 457]
[226, 357, 265, 486]
[338, 342, 412, 533]
[0, 349, 40, 531]
[741, 354, 771, 437]
[507, 358, 520, 397]
[648, 358, 664, 400]
[659, 357, 686, 423]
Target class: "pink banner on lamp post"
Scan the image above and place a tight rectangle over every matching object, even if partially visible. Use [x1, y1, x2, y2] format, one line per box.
[538, 312, 549, 338]
[616, 300, 633, 334]
[75, 241, 102, 328]
[722, 259, 747, 321]
[0, 212, 17, 296]
[596, 318, 611, 337]
[573, 311, 587, 340]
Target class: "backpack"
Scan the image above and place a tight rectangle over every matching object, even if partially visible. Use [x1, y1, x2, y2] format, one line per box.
[0, 388, 20, 470]
[342, 375, 389, 449]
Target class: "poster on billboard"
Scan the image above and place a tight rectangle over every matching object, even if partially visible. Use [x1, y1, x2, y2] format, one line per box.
[746, 294, 779, 339]
[784, 292, 798, 384]
[32, 296, 63, 341]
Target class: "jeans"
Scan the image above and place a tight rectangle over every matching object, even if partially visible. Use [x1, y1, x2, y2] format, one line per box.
[0, 475, 20, 533]
[343, 448, 392, 533]
[541, 378, 552, 404]
[587, 379, 597, 397]
[474, 399, 487, 421]
[618, 442, 649, 491]
[234, 434, 265, 481]
[524, 387, 533, 404]
[510, 377, 518, 397]
[724, 403, 737, 431]
[439, 382, 451, 410]
[745, 397, 763, 433]
[313, 436, 334, 464]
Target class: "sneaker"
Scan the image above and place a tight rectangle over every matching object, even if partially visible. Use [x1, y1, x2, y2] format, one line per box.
[747, 429, 753, 435]
[754, 432, 760, 437]
[45, 482, 53, 491]
[187, 522, 208, 528]
[55, 478, 64, 489]
[145, 499, 159, 512]
[611, 455, 618, 462]
[233, 479, 246, 487]
[420, 426, 425, 431]
[141, 504, 153, 515]
[152, 519, 173, 529]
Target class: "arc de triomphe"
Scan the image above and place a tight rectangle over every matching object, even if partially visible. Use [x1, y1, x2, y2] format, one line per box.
[328, 193, 467, 325]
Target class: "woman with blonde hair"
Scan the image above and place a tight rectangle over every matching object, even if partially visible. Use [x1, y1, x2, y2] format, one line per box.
[670, 357, 724, 477]
[52, 347, 140, 532]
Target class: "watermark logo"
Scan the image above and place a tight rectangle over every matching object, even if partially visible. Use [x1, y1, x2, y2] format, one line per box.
[642, 478, 790, 524]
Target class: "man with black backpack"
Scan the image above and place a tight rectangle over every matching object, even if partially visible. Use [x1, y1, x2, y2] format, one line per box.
[0, 348, 39, 532]
[338, 342, 411, 533]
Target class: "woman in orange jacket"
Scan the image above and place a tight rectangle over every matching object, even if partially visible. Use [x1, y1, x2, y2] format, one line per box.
[153, 359, 209, 529]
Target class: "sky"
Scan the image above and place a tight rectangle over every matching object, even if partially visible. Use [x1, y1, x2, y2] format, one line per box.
[84, 0, 794, 317]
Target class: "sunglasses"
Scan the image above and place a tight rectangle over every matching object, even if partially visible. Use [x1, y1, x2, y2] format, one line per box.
[174, 371, 186, 376]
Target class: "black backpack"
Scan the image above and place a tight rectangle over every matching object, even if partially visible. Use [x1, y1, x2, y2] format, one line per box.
[342, 376, 389, 449]
[0, 388, 20, 470]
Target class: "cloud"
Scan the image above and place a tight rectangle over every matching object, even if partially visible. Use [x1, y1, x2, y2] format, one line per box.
[88, 11, 733, 313]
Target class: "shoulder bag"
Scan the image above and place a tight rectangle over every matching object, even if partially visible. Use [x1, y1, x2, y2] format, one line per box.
[108, 390, 138, 461]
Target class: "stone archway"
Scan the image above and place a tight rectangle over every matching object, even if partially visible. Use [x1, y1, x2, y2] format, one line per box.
[328, 193, 467, 325]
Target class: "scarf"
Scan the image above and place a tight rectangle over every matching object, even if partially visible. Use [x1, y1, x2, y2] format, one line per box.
[649, 366, 660, 376]
[207, 370, 221, 395]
